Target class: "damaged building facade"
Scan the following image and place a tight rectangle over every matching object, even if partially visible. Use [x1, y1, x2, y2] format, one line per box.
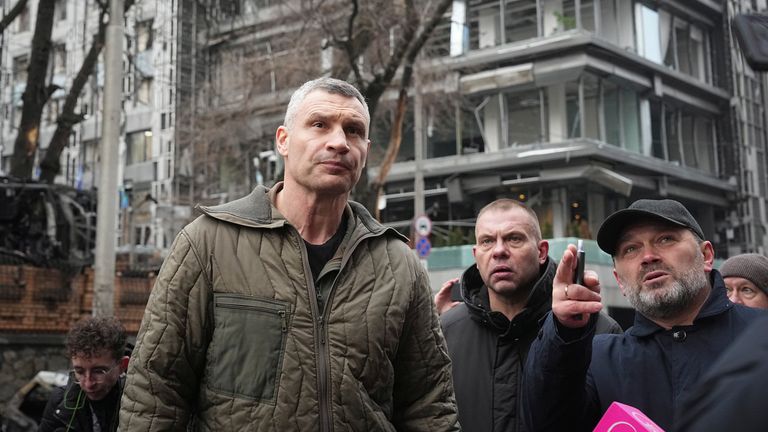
[1, 0, 767, 260]
[0, 0, 187, 263]
[376, 0, 768, 258]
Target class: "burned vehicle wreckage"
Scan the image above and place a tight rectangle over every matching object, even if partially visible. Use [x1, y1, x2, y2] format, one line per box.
[0, 177, 96, 269]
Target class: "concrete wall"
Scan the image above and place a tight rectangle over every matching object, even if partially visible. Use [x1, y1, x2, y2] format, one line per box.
[0, 334, 68, 411]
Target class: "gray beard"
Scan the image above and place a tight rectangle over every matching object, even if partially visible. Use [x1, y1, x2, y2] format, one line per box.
[624, 265, 708, 321]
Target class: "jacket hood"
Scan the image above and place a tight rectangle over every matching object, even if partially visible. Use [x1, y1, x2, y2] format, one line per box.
[629, 269, 733, 337]
[196, 183, 407, 242]
[459, 257, 555, 337]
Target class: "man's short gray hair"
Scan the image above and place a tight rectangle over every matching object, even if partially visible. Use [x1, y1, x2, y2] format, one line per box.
[283, 77, 369, 129]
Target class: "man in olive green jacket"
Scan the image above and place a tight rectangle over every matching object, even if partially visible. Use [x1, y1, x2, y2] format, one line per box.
[119, 77, 459, 431]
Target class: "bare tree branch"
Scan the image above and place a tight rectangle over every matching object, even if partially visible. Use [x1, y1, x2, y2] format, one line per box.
[362, 0, 450, 116]
[0, 0, 28, 34]
[10, 0, 56, 179]
[39, 10, 108, 183]
[39, 0, 135, 183]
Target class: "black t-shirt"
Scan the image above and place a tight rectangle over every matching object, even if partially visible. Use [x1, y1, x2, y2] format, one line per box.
[304, 216, 346, 283]
[89, 380, 121, 431]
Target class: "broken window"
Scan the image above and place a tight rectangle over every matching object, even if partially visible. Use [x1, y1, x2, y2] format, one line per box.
[506, 88, 546, 146]
[16, 4, 29, 32]
[662, 15, 711, 83]
[55, 0, 67, 21]
[138, 78, 153, 105]
[52, 43, 67, 75]
[13, 55, 28, 85]
[504, 0, 538, 43]
[136, 20, 153, 52]
[126, 130, 153, 165]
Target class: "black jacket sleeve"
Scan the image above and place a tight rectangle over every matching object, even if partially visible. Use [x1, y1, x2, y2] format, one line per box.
[37, 386, 66, 432]
[676, 316, 768, 432]
[522, 312, 600, 432]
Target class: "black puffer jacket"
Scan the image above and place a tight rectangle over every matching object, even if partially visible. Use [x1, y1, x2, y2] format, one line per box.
[440, 257, 621, 432]
[39, 377, 123, 432]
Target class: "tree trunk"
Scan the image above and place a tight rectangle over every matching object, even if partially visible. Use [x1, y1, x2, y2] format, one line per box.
[9, 0, 56, 179]
[372, 88, 408, 220]
[351, 0, 453, 216]
[0, 0, 28, 33]
[38, 19, 107, 183]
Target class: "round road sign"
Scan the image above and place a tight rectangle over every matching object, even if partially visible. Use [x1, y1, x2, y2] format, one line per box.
[414, 215, 432, 237]
[416, 236, 431, 258]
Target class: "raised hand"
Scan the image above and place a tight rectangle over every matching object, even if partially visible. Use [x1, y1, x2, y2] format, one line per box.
[552, 244, 603, 328]
[435, 277, 461, 316]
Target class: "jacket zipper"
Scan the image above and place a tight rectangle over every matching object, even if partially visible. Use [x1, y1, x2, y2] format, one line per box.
[293, 223, 397, 432]
[295, 226, 384, 432]
[295, 231, 332, 432]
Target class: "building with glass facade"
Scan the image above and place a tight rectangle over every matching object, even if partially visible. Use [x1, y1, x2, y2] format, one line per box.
[374, 0, 768, 258]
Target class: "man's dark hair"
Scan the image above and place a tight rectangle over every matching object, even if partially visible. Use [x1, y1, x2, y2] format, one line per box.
[66, 316, 127, 361]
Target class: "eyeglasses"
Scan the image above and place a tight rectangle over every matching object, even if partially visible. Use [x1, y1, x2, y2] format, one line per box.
[71, 362, 120, 384]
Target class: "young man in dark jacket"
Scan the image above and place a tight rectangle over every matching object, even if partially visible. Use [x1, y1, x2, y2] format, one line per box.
[436, 199, 621, 431]
[523, 199, 767, 432]
[39, 317, 129, 432]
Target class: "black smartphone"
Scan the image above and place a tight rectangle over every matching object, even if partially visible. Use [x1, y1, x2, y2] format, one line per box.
[572, 239, 586, 320]
[733, 14, 768, 71]
[450, 281, 463, 302]
[574, 239, 585, 286]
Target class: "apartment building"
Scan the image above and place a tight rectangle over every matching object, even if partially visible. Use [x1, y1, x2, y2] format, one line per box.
[372, 0, 768, 257]
[0, 0, 184, 258]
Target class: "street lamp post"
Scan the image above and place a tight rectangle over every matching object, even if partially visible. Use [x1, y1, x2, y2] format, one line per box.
[93, 0, 124, 317]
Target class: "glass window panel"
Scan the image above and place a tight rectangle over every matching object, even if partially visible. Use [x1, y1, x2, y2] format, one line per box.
[599, 0, 618, 44]
[427, 101, 459, 158]
[562, 0, 577, 31]
[506, 88, 544, 145]
[681, 114, 696, 167]
[580, 0, 595, 32]
[650, 100, 664, 159]
[621, 89, 641, 153]
[695, 116, 715, 172]
[690, 40, 702, 80]
[758, 150, 767, 196]
[636, 5, 661, 63]
[676, 25, 692, 75]
[504, 0, 538, 43]
[582, 74, 600, 140]
[460, 97, 485, 153]
[126, 131, 153, 165]
[566, 80, 580, 138]
[603, 81, 620, 146]
[665, 109, 682, 164]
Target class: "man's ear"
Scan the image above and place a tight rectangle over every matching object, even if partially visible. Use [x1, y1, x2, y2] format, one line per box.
[538, 240, 549, 265]
[701, 240, 715, 272]
[362, 139, 371, 168]
[120, 355, 130, 373]
[613, 268, 627, 296]
[276, 126, 289, 157]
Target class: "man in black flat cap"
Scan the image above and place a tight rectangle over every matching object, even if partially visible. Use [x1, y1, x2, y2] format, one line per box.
[522, 199, 767, 432]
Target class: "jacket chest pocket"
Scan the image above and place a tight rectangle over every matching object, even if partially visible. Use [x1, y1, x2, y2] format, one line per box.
[208, 293, 291, 403]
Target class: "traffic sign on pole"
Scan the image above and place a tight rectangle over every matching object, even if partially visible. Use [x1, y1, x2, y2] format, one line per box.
[414, 215, 432, 237]
[416, 236, 431, 258]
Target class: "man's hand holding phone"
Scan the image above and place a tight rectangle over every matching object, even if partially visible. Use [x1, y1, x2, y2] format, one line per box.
[552, 243, 603, 328]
